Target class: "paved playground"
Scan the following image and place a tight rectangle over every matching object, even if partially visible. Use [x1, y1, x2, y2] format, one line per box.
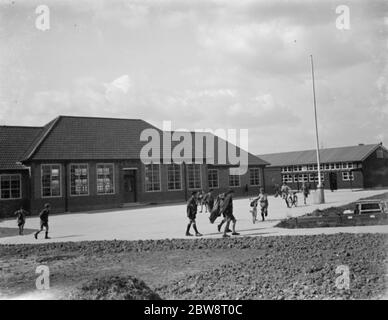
[0, 189, 387, 245]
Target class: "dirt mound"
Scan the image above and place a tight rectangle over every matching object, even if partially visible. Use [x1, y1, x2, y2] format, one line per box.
[156, 234, 387, 300]
[68, 275, 161, 300]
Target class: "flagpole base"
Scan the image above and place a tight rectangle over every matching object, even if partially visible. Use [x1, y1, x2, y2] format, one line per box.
[313, 186, 325, 204]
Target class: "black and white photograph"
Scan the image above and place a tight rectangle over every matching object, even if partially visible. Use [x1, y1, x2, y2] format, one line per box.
[0, 0, 387, 306]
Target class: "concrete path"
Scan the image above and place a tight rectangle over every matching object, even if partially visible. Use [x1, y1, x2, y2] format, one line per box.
[0, 189, 387, 244]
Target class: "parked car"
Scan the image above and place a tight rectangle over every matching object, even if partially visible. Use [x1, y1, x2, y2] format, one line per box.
[344, 199, 388, 215]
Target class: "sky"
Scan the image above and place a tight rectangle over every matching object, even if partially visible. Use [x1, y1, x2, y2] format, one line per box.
[0, 0, 387, 154]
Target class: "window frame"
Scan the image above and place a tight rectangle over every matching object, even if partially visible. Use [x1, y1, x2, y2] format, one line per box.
[96, 163, 116, 195]
[342, 171, 354, 181]
[69, 163, 90, 197]
[207, 168, 219, 189]
[229, 172, 241, 187]
[144, 163, 161, 193]
[249, 168, 261, 186]
[0, 174, 22, 200]
[282, 174, 293, 183]
[167, 163, 182, 191]
[187, 164, 202, 190]
[41, 164, 62, 198]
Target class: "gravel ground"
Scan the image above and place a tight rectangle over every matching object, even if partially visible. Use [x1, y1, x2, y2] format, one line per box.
[0, 233, 387, 300]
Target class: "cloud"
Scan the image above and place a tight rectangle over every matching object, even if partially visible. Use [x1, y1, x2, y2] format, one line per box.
[0, 0, 386, 153]
[104, 75, 132, 103]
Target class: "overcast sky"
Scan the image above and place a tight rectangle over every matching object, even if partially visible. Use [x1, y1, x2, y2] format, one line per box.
[0, 0, 386, 154]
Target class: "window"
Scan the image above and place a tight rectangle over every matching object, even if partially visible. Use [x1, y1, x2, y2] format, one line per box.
[97, 164, 115, 194]
[70, 164, 88, 196]
[325, 164, 330, 170]
[208, 169, 219, 189]
[330, 163, 335, 170]
[0, 174, 21, 199]
[249, 168, 261, 186]
[282, 174, 293, 183]
[167, 164, 182, 191]
[307, 164, 314, 171]
[302, 166, 308, 171]
[342, 163, 348, 169]
[229, 173, 240, 187]
[313, 164, 318, 170]
[335, 163, 341, 169]
[309, 173, 324, 182]
[348, 163, 354, 169]
[144, 163, 160, 192]
[299, 174, 308, 182]
[41, 164, 61, 197]
[187, 164, 201, 189]
[342, 171, 354, 181]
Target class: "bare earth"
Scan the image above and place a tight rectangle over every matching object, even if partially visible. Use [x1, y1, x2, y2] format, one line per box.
[0, 234, 387, 300]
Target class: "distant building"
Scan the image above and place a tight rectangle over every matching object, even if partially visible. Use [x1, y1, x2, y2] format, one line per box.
[0, 116, 268, 217]
[259, 143, 388, 192]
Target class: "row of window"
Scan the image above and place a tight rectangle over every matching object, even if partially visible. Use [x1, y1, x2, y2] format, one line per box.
[0, 164, 262, 200]
[145, 164, 262, 191]
[42, 164, 115, 198]
[281, 162, 360, 173]
[282, 173, 324, 183]
[282, 171, 354, 183]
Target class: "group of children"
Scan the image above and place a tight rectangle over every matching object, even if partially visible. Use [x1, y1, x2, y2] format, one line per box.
[186, 188, 270, 238]
[186, 189, 240, 238]
[13, 203, 51, 239]
[274, 182, 311, 208]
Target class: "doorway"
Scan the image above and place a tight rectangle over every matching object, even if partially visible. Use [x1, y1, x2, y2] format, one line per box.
[329, 172, 338, 191]
[122, 170, 137, 203]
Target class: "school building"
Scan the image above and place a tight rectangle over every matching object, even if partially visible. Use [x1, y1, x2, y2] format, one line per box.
[0, 115, 269, 217]
[259, 143, 388, 192]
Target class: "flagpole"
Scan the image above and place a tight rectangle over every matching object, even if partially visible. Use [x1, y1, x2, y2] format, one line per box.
[310, 54, 325, 204]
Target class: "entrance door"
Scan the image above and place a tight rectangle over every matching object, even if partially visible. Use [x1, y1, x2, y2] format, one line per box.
[329, 172, 338, 191]
[122, 170, 137, 203]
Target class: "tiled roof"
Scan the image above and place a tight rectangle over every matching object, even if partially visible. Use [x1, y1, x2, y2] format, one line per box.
[3, 115, 267, 166]
[23, 116, 162, 161]
[258, 144, 382, 167]
[162, 131, 268, 166]
[0, 126, 43, 170]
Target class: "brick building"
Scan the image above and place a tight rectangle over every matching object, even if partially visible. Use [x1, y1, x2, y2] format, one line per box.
[259, 144, 388, 192]
[0, 116, 268, 217]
